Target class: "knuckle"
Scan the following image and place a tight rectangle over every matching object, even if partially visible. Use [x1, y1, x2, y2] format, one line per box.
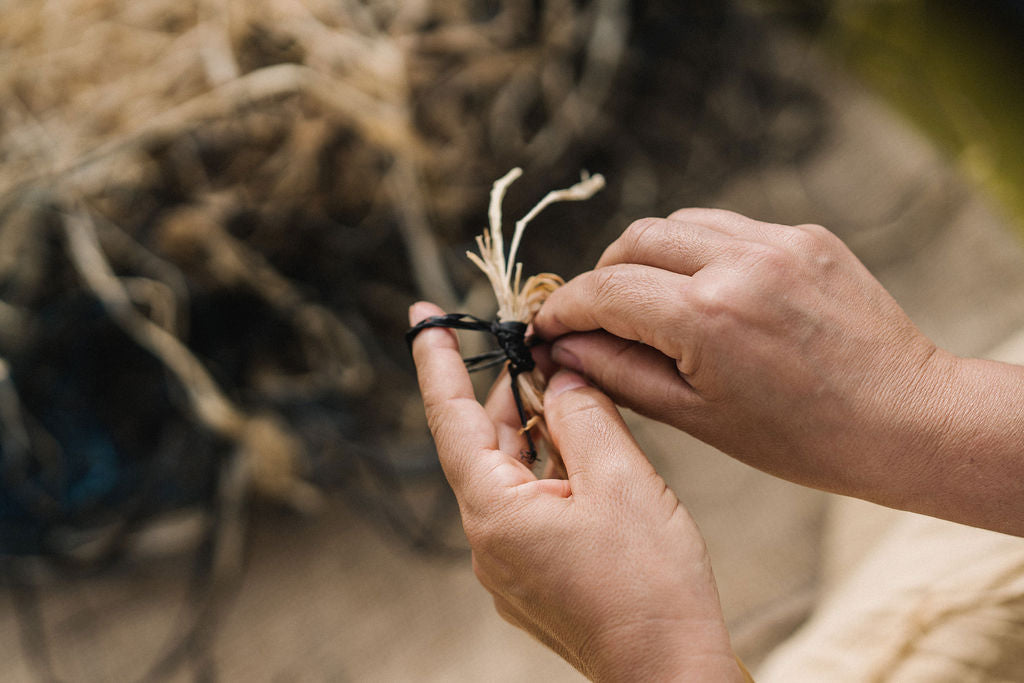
[683, 279, 741, 361]
[421, 394, 447, 423]
[687, 279, 731, 319]
[740, 242, 792, 279]
[621, 217, 662, 253]
[790, 223, 840, 268]
[589, 266, 630, 306]
[790, 225, 824, 251]
[668, 207, 743, 226]
[592, 264, 659, 314]
[705, 207, 746, 223]
[666, 207, 690, 222]
[796, 222, 829, 236]
[791, 222, 829, 247]
[549, 391, 606, 432]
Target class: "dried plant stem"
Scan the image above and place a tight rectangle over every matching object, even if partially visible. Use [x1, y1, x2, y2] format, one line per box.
[525, 0, 629, 164]
[64, 209, 244, 434]
[62, 207, 320, 513]
[465, 167, 604, 464]
[0, 357, 32, 471]
[91, 215, 193, 338]
[387, 160, 458, 311]
[197, 0, 240, 85]
[1, 63, 417, 202]
[467, 167, 605, 322]
[505, 171, 606, 285]
[159, 200, 373, 397]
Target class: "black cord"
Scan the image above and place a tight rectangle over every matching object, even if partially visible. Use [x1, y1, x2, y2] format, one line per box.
[406, 313, 539, 463]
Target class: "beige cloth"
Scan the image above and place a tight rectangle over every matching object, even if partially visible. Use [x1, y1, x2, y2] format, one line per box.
[758, 330, 1024, 682]
[758, 506, 1024, 681]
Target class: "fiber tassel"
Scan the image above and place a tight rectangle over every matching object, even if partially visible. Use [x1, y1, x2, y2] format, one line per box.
[407, 168, 604, 466]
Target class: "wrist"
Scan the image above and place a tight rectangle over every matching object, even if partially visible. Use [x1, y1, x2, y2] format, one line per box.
[592, 650, 746, 682]
[887, 351, 1024, 534]
[585, 618, 744, 682]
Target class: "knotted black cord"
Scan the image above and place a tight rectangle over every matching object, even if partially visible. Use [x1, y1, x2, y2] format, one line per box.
[406, 313, 539, 464]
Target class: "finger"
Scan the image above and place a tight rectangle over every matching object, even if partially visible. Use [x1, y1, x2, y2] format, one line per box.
[483, 345, 557, 461]
[532, 264, 697, 364]
[596, 217, 736, 275]
[543, 370, 658, 496]
[409, 302, 532, 499]
[483, 370, 533, 459]
[527, 342, 559, 380]
[481, 344, 556, 407]
[550, 331, 702, 422]
[667, 207, 800, 247]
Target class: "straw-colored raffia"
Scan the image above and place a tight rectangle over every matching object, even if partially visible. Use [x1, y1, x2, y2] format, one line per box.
[468, 167, 604, 453]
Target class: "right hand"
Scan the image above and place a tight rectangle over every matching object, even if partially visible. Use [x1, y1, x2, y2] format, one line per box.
[533, 209, 953, 507]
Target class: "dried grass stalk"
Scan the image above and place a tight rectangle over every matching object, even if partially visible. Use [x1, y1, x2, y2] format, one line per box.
[468, 167, 604, 449]
[62, 206, 321, 513]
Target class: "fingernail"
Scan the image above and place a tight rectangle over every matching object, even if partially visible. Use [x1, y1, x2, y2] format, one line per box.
[547, 369, 589, 397]
[551, 342, 582, 373]
[408, 301, 428, 325]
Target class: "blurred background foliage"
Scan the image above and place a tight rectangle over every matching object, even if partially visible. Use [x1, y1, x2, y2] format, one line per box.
[765, 0, 1024, 233]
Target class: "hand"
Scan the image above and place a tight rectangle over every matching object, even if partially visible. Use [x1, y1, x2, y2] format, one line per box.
[533, 209, 1023, 530]
[409, 301, 745, 681]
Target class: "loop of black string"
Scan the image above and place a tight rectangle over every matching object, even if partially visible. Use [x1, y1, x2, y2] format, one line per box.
[407, 313, 538, 463]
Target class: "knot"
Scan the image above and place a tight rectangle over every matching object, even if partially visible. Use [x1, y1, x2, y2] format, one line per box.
[491, 321, 533, 375]
[406, 313, 539, 464]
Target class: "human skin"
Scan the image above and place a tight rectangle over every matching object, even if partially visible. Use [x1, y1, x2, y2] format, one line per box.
[409, 301, 746, 682]
[533, 208, 1024, 537]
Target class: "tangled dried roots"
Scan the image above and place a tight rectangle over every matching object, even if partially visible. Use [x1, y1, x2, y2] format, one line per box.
[0, 0, 825, 556]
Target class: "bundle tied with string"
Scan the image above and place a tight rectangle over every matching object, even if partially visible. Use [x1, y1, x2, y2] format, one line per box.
[407, 167, 604, 466]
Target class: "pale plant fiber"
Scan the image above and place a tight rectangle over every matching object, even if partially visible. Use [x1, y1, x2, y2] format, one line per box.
[467, 167, 604, 448]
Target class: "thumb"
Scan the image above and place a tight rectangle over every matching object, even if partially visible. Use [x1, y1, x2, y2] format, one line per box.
[543, 369, 657, 494]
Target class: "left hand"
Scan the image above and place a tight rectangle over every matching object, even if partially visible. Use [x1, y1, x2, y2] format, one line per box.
[409, 301, 743, 682]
